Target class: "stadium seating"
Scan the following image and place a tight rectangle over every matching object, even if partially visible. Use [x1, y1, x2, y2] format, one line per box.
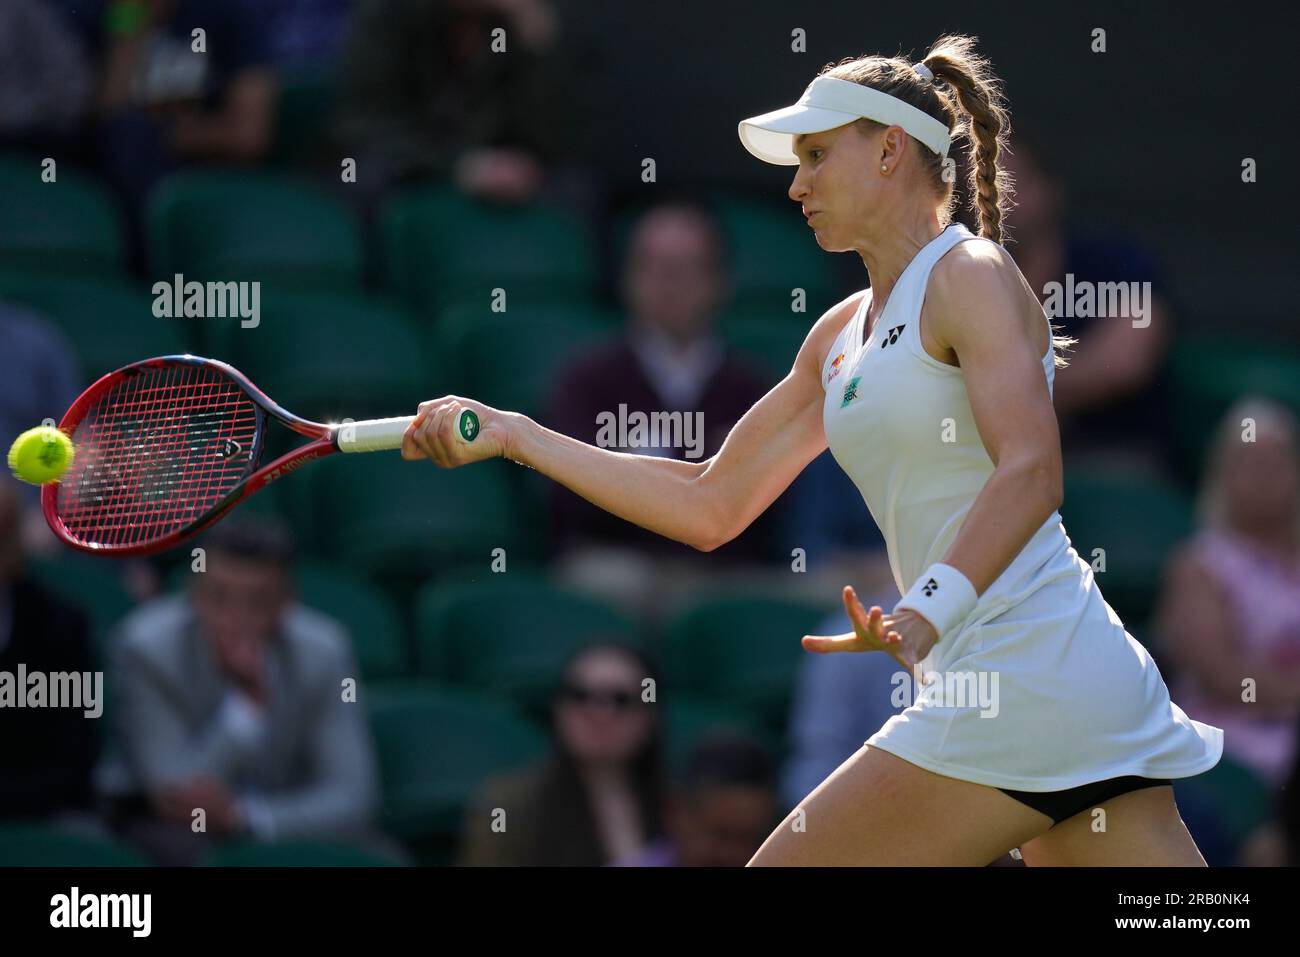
[200, 838, 404, 867]
[0, 154, 126, 277]
[661, 694, 775, 769]
[710, 192, 840, 313]
[718, 310, 808, 382]
[307, 452, 542, 577]
[366, 685, 546, 841]
[413, 573, 640, 709]
[662, 592, 830, 734]
[146, 170, 364, 291]
[379, 184, 598, 314]
[0, 823, 147, 866]
[295, 561, 410, 683]
[0, 273, 189, 378]
[224, 289, 429, 421]
[1059, 468, 1195, 625]
[432, 303, 616, 420]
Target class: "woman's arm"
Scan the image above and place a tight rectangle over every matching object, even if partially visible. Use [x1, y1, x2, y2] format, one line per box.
[402, 294, 862, 551]
[925, 241, 1065, 596]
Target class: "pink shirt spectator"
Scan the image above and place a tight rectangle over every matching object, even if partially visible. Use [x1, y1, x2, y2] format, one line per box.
[1172, 528, 1300, 785]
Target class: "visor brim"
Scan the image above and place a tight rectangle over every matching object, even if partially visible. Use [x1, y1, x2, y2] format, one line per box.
[737, 105, 862, 165]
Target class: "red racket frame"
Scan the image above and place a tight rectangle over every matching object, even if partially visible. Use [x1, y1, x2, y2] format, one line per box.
[42, 355, 348, 557]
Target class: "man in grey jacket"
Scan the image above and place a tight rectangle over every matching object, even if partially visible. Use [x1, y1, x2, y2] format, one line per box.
[98, 518, 381, 864]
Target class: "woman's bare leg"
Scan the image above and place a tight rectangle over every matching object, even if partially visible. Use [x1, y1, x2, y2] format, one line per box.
[1018, 785, 1206, 866]
[748, 744, 1055, 866]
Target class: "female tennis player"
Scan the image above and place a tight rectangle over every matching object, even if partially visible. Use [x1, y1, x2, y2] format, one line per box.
[401, 34, 1224, 866]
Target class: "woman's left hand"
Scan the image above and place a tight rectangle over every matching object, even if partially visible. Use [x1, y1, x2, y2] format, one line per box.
[802, 585, 941, 679]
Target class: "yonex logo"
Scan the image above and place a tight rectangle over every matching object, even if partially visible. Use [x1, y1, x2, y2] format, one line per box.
[880, 324, 905, 348]
[922, 577, 939, 597]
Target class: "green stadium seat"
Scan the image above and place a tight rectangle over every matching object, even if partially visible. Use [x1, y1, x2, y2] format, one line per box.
[1172, 751, 1274, 855]
[1169, 335, 1300, 482]
[0, 154, 126, 276]
[308, 453, 541, 577]
[432, 303, 615, 419]
[1059, 468, 1195, 624]
[662, 694, 775, 769]
[380, 184, 598, 314]
[201, 838, 403, 867]
[413, 573, 639, 707]
[226, 290, 429, 421]
[147, 170, 363, 291]
[711, 193, 838, 313]
[719, 311, 807, 382]
[0, 273, 190, 378]
[367, 685, 547, 839]
[295, 561, 409, 682]
[0, 823, 147, 866]
[663, 592, 830, 732]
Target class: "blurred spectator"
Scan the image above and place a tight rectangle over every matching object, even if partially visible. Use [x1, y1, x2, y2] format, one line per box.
[97, 517, 381, 865]
[98, 0, 277, 242]
[335, 0, 594, 212]
[0, 0, 93, 156]
[457, 641, 665, 865]
[613, 729, 778, 867]
[543, 199, 781, 617]
[0, 482, 100, 821]
[1155, 396, 1300, 787]
[1002, 134, 1176, 478]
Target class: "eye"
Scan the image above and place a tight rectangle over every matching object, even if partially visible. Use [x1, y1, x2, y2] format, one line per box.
[809, 149, 824, 160]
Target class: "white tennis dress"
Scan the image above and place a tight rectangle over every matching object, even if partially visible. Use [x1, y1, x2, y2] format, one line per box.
[821, 223, 1223, 791]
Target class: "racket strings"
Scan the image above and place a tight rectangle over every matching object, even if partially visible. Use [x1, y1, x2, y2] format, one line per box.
[55, 364, 260, 548]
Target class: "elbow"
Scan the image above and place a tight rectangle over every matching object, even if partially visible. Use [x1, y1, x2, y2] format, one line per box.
[691, 474, 733, 553]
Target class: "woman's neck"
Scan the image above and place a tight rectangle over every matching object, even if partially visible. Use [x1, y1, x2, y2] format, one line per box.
[855, 209, 944, 319]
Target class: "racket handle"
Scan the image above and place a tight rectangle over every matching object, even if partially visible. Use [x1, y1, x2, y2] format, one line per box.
[336, 409, 480, 453]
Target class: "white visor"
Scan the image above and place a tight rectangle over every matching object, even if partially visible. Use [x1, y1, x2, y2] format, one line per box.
[737, 75, 951, 166]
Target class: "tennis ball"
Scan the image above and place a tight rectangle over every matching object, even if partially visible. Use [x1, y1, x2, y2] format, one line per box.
[8, 426, 75, 485]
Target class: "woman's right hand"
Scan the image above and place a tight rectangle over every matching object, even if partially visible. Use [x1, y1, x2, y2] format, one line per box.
[401, 396, 516, 467]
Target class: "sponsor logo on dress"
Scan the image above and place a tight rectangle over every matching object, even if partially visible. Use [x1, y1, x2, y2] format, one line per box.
[839, 375, 861, 408]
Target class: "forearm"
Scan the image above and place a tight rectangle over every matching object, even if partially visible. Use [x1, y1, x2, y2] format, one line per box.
[507, 415, 718, 550]
[939, 460, 1062, 596]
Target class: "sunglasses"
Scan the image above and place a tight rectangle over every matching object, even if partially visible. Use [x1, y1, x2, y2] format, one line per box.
[560, 683, 640, 711]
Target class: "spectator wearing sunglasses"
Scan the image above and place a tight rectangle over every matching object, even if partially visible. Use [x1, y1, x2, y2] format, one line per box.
[456, 641, 666, 866]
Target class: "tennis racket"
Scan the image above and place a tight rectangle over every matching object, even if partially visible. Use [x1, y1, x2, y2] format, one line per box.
[41, 354, 479, 556]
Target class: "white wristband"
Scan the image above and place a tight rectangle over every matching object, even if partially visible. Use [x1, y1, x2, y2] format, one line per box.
[894, 563, 978, 641]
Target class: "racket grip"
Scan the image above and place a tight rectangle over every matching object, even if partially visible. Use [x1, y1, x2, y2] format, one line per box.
[336, 410, 480, 453]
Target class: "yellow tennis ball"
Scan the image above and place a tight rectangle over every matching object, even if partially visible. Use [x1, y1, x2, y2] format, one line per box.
[8, 426, 75, 485]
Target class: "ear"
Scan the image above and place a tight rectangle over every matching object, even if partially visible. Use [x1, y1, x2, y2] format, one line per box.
[879, 125, 908, 169]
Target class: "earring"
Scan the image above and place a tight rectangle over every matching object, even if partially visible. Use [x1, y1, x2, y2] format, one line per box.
[880, 164, 888, 173]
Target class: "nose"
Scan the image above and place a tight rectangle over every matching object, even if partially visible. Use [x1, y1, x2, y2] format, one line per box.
[788, 166, 810, 204]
